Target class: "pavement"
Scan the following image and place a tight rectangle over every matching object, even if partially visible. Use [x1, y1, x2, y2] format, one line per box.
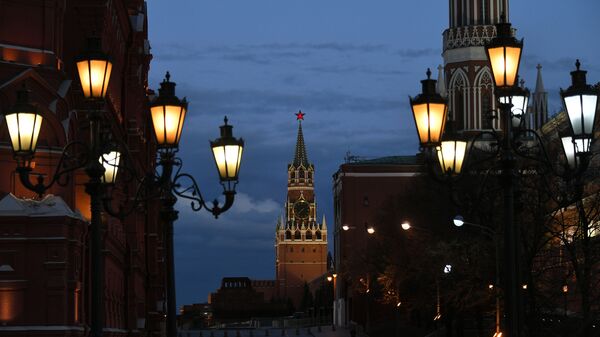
[178, 326, 354, 337]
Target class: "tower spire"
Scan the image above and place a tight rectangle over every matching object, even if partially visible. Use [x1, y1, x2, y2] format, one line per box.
[436, 65, 447, 98]
[293, 110, 309, 167]
[535, 64, 545, 93]
[531, 64, 548, 130]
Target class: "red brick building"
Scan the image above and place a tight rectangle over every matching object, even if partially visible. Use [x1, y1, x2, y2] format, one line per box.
[0, 1, 165, 336]
[332, 155, 425, 328]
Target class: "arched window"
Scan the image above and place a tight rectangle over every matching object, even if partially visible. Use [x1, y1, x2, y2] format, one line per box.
[476, 69, 494, 130]
[285, 230, 292, 240]
[294, 230, 301, 240]
[315, 230, 322, 240]
[299, 170, 305, 178]
[450, 70, 467, 129]
[305, 230, 313, 240]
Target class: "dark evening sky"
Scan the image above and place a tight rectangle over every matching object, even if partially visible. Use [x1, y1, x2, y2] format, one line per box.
[145, 0, 600, 305]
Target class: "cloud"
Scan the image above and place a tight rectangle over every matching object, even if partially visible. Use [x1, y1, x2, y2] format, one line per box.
[231, 192, 280, 214]
[395, 48, 440, 59]
[306, 64, 408, 76]
[153, 43, 438, 67]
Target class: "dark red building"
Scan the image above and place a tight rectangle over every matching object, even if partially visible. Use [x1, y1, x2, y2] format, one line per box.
[0, 1, 165, 336]
[332, 155, 425, 328]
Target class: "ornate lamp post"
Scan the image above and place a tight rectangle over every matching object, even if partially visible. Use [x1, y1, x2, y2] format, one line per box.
[410, 68, 448, 149]
[3, 39, 244, 337]
[149, 73, 244, 337]
[3, 37, 115, 337]
[561, 60, 598, 157]
[410, 16, 598, 337]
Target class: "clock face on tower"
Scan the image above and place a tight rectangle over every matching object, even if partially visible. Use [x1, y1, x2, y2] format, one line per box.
[293, 200, 310, 219]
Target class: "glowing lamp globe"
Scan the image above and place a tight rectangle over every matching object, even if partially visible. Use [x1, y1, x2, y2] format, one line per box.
[561, 136, 591, 169]
[561, 60, 599, 140]
[99, 151, 121, 184]
[410, 69, 448, 148]
[76, 38, 112, 99]
[5, 86, 43, 162]
[499, 85, 530, 128]
[150, 72, 188, 149]
[485, 18, 523, 89]
[211, 117, 244, 186]
[436, 139, 467, 176]
[453, 215, 465, 227]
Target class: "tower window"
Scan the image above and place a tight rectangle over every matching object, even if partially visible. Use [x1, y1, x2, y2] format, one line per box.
[285, 230, 291, 240]
[294, 231, 301, 240]
[306, 231, 313, 240]
[316, 231, 322, 240]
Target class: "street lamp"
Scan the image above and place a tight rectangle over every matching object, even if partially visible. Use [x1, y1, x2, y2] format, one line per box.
[211, 117, 244, 189]
[410, 68, 448, 148]
[365, 223, 375, 235]
[4, 37, 118, 337]
[499, 84, 530, 128]
[561, 60, 599, 151]
[4, 86, 43, 166]
[401, 222, 411, 231]
[75, 37, 112, 99]
[150, 72, 187, 149]
[148, 73, 244, 337]
[436, 138, 468, 176]
[484, 17, 522, 89]
[452, 215, 464, 227]
[99, 151, 120, 185]
[4, 38, 243, 337]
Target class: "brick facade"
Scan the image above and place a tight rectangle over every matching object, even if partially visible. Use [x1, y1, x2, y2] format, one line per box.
[0, 1, 164, 336]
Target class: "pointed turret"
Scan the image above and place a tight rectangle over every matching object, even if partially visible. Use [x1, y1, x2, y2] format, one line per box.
[535, 64, 545, 93]
[531, 64, 548, 129]
[436, 65, 447, 98]
[293, 111, 309, 168]
[321, 215, 327, 231]
[276, 214, 282, 231]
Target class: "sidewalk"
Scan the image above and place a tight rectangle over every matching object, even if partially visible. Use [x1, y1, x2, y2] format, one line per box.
[178, 326, 354, 337]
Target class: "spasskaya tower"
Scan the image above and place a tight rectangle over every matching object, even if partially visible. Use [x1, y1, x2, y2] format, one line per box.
[275, 111, 328, 309]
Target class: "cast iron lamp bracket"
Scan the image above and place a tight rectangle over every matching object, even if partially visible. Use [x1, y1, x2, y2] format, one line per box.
[172, 172, 236, 218]
[15, 140, 90, 198]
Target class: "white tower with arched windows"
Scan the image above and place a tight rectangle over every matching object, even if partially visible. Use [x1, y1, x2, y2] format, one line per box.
[443, 0, 510, 132]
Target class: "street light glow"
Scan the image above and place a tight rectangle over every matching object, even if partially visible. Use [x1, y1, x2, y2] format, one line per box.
[366, 225, 375, 234]
[453, 215, 464, 227]
[401, 222, 411, 231]
[342, 224, 350, 231]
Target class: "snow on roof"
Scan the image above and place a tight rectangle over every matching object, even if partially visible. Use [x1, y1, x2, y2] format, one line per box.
[0, 193, 85, 220]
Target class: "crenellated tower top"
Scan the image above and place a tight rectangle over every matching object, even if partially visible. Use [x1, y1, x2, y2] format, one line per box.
[449, 0, 509, 28]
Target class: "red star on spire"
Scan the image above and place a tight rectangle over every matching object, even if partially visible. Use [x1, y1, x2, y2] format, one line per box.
[295, 110, 305, 121]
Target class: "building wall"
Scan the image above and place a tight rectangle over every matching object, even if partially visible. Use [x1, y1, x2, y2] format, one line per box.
[332, 157, 424, 327]
[0, 1, 163, 336]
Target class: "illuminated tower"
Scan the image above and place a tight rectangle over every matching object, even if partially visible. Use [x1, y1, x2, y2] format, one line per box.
[275, 111, 328, 309]
[442, 0, 510, 131]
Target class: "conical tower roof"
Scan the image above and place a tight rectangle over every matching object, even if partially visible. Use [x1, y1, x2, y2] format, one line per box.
[292, 111, 310, 167]
[535, 64, 545, 93]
